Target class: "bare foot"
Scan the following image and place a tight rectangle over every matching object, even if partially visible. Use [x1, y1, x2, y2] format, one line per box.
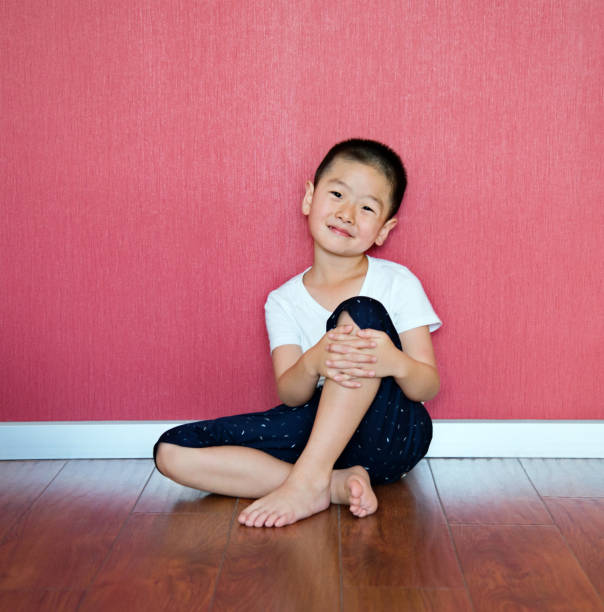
[238, 473, 331, 528]
[331, 466, 378, 518]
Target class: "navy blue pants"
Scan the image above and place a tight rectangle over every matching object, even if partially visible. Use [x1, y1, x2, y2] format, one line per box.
[153, 297, 432, 484]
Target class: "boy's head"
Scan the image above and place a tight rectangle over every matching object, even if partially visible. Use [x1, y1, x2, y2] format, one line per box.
[313, 139, 407, 219]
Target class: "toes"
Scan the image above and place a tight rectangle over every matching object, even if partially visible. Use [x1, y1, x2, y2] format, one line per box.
[241, 508, 262, 527]
[348, 477, 364, 499]
[237, 504, 253, 524]
[253, 510, 270, 528]
[264, 511, 281, 528]
[345, 469, 378, 519]
[237, 510, 251, 524]
[274, 512, 293, 528]
[239, 504, 290, 528]
[244, 512, 259, 527]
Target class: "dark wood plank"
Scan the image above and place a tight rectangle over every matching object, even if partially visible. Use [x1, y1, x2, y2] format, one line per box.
[80, 510, 235, 612]
[0, 460, 65, 540]
[451, 524, 604, 611]
[430, 458, 551, 524]
[520, 459, 604, 497]
[341, 460, 465, 589]
[0, 459, 153, 590]
[544, 497, 604, 599]
[134, 468, 236, 514]
[343, 586, 472, 611]
[0, 589, 83, 611]
[213, 503, 339, 611]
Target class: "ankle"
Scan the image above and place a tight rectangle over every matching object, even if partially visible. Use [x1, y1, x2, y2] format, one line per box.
[289, 462, 331, 490]
[330, 471, 346, 504]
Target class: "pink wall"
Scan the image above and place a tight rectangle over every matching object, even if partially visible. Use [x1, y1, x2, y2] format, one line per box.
[1, 1, 603, 421]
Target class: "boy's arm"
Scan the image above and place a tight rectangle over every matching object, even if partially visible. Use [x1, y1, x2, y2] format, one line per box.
[271, 345, 318, 407]
[394, 325, 440, 401]
[272, 325, 377, 407]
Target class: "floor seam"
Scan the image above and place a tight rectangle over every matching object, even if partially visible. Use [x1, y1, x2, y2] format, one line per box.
[512, 460, 603, 608]
[208, 497, 239, 611]
[427, 459, 476, 612]
[76, 460, 155, 609]
[0, 459, 68, 549]
[338, 504, 343, 612]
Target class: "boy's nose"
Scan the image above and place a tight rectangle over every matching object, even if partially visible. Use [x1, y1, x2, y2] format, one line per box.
[336, 203, 354, 223]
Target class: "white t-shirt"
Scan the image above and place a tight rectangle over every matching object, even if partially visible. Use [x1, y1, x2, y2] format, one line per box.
[265, 256, 442, 354]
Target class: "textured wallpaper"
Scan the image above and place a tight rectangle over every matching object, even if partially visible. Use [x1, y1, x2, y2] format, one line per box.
[1, 1, 603, 420]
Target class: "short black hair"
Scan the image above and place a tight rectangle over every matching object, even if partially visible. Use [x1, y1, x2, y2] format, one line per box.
[313, 139, 407, 218]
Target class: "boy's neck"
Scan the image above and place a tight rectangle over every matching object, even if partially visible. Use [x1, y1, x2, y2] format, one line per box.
[306, 248, 368, 286]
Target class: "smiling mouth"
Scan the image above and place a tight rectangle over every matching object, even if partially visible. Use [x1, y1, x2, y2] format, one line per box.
[328, 225, 352, 237]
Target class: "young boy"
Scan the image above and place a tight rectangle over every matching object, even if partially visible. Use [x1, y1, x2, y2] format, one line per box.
[154, 139, 441, 528]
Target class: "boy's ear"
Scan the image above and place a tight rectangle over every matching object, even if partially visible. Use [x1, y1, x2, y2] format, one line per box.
[374, 217, 397, 246]
[301, 181, 314, 215]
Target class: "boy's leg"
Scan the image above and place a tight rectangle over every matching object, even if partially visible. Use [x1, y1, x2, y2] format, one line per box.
[156, 443, 371, 506]
[330, 297, 432, 484]
[156, 296, 430, 526]
[154, 398, 371, 505]
[153, 398, 315, 498]
[238, 308, 382, 528]
[155, 443, 291, 498]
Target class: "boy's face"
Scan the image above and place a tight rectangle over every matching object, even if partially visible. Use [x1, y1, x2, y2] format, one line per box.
[302, 157, 397, 257]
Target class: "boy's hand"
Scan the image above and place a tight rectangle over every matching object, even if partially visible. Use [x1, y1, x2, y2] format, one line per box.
[309, 325, 378, 388]
[354, 329, 405, 379]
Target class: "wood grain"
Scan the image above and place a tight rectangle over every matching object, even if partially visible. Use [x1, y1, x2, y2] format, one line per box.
[451, 524, 604, 611]
[80, 511, 235, 612]
[213, 503, 339, 611]
[342, 586, 472, 611]
[134, 468, 236, 514]
[430, 458, 551, 524]
[520, 459, 604, 497]
[0, 460, 65, 541]
[544, 497, 604, 599]
[0, 589, 83, 612]
[0, 460, 153, 590]
[1, 458, 602, 610]
[341, 461, 464, 588]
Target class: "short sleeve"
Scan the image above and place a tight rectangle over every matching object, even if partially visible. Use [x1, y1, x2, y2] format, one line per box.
[264, 291, 303, 352]
[391, 270, 442, 334]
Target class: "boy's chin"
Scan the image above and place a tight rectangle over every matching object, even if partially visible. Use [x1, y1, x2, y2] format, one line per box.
[315, 243, 373, 258]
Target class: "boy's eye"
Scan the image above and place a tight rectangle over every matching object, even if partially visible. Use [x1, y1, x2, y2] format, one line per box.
[362, 205, 375, 213]
[330, 191, 342, 198]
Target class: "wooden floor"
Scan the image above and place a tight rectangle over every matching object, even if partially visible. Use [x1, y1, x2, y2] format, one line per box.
[0, 459, 603, 611]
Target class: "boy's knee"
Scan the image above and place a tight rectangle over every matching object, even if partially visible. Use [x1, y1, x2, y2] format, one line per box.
[335, 309, 359, 330]
[154, 442, 178, 478]
[329, 297, 392, 333]
[327, 297, 400, 348]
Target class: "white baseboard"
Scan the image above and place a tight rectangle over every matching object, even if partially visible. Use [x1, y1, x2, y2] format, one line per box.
[0, 420, 602, 459]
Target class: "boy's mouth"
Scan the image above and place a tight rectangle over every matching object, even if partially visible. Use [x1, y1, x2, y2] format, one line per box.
[328, 225, 352, 237]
